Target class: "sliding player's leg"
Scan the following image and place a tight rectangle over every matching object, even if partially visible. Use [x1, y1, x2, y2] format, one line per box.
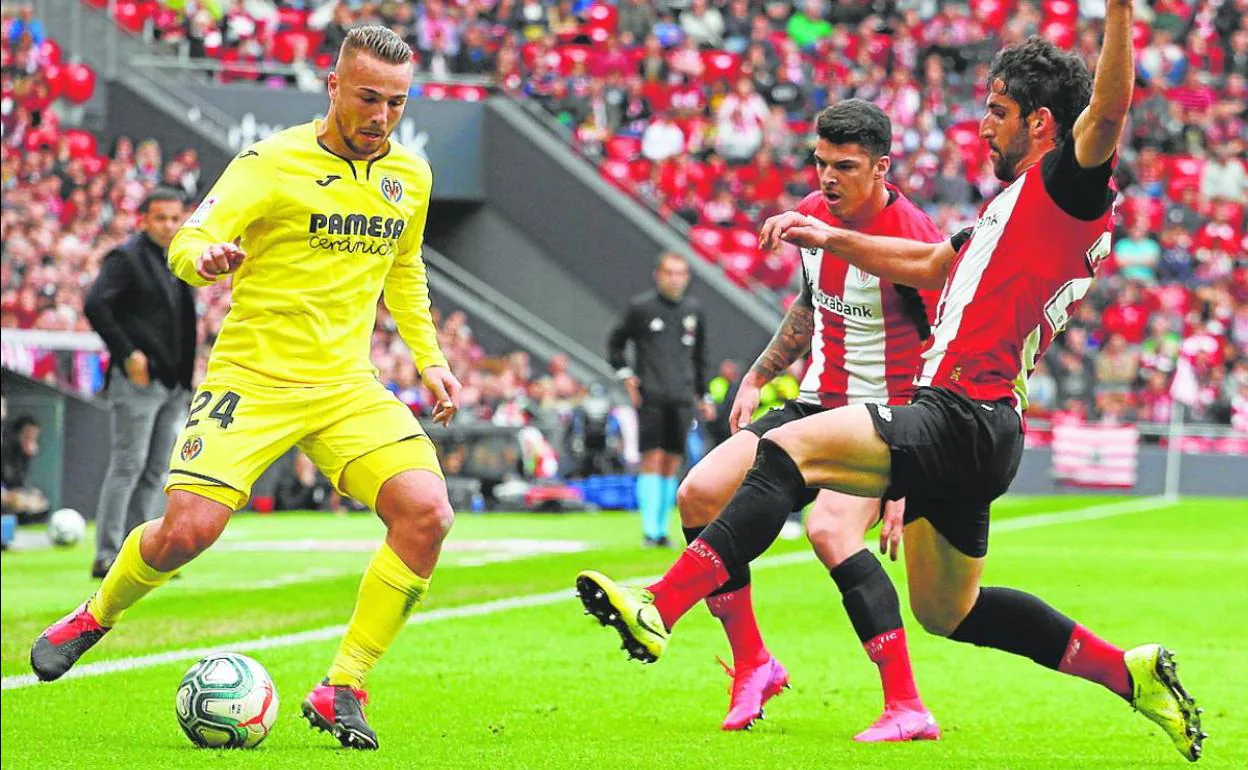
[576, 404, 885, 661]
[31, 379, 294, 682]
[805, 491, 938, 742]
[904, 508, 1203, 760]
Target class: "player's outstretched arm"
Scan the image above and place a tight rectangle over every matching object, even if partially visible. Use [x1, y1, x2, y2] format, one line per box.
[169, 147, 270, 286]
[1071, 0, 1134, 169]
[761, 212, 953, 291]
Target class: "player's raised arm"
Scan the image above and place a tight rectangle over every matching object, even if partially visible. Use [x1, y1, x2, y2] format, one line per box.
[1071, 0, 1134, 169]
[762, 211, 955, 291]
[168, 148, 271, 286]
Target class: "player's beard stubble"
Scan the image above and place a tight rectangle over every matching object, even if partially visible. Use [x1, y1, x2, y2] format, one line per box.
[991, 126, 1031, 183]
[335, 111, 388, 159]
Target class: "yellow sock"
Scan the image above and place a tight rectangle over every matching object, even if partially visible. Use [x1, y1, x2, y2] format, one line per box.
[87, 521, 175, 627]
[327, 542, 430, 689]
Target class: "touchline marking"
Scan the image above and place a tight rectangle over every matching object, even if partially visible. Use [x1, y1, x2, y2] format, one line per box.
[1, 496, 1170, 692]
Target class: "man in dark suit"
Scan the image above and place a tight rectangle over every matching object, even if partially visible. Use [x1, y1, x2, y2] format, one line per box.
[84, 187, 196, 578]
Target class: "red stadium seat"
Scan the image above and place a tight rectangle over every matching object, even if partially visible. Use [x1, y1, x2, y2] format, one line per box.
[1040, 20, 1075, 49]
[753, 246, 799, 289]
[448, 85, 489, 102]
[63, 129, 97, 160]
[628, 158, 653, 183]
[555, 45, 596, 76]
[641, 81, 671, 112]
[1169, 155, 1204, 182]
[1120, 196, 1165, 231]
[1213, 437, 1248, 455]
[971, 0, 1008, 31]
[586, 4, 618, 34]
[81, 155, 106, 176]
[421, 83, 450, 100]
[1166, 155, 1203, 200]
[38, 38, 61, 65]
[689, 225, 726, 260]
[1043, 0, 1078, 21]
[271, 30, 299, 64]
[701, 51, 741, 82]
[112, 1, 146, 34]
[727, 228, 759, 253]
[721, 251, 761, 286]
[276, 7, 308, 29]
[599, 159, 633, 190]
[604, 135, 642, 161]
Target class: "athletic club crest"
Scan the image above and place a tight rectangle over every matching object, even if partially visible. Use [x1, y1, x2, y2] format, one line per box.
[380, 175, 403, 203]
[849, 265, 874, 287]
[180, 436, 203, 462]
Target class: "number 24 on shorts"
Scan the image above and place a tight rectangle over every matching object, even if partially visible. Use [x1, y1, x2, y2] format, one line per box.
[186, 390, 242, 430]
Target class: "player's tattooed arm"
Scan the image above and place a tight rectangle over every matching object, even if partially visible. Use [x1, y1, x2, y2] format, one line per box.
[748, 287, 814, 383]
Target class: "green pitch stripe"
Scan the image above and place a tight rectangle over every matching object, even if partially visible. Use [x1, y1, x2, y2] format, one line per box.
[1, 496, 1173, 692]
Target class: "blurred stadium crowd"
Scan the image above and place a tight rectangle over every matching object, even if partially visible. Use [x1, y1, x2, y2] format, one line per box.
[2, 1, 1245, 449]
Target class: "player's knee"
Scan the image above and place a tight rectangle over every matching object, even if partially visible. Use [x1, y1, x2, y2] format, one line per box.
[909, 593, 963, 637]
[804, 515, 860, 566]
[676, 474, 716, 525]
[394, 490, 455, 544]
[152, 514, 221, 563]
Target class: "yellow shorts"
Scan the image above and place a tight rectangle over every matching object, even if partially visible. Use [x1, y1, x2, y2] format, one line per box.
[165, 377, 442, 512]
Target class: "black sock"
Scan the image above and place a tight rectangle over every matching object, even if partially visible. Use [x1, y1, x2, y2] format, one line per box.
[698, 439, 806, 579]
[683, 524, 750, 596]
[949, 587, 1076, 670]
[829, 549, 902, 643]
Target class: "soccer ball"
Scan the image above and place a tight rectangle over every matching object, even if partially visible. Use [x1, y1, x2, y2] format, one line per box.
[175, 653, 279, 748]
[47, 508, 85, 547]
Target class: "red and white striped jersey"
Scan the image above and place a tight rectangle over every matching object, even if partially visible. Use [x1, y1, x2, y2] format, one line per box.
[794, 186, 944, 408]
[916, 142, 1116, 414]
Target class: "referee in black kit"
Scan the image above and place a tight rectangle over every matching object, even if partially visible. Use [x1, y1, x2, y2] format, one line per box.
[608, 252, 713, 547]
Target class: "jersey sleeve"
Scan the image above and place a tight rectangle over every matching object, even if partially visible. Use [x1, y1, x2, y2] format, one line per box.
[168, 148, 273, 287]
[384, 161, 449, 374]
[1041, 139, 1115, 222]
[607, 302, 638, 376]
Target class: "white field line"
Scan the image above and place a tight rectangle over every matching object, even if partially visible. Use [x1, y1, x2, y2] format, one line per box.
[1, 496, 1170, 692]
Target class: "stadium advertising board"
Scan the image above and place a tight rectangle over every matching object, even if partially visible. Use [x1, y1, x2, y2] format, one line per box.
[183, 84, 485, 202]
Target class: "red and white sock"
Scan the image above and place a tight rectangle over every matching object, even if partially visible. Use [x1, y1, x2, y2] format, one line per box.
[706, 585, 769, 668]
[1059, 623, 1131, 700]
[648, 540, 730, 630]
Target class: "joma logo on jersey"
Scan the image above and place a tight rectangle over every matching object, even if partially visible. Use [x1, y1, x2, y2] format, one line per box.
[811, 287, 874, 319]
[308, 213, 406, 239]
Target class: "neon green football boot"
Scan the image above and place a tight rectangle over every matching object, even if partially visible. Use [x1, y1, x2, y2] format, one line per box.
[1125, 644, 1205, 762]
[576, 570, 668, 663]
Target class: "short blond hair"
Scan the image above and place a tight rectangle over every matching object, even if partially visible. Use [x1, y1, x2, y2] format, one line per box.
[340, 25, 412, 66]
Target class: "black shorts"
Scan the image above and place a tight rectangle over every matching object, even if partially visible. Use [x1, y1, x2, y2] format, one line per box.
[864, 386, 1024, 558]
[638, 398, 694, 455]
[743, 399, 826, 437]
[744, 399, 826, 513]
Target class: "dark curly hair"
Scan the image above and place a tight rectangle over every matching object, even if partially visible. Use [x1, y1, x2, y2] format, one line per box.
[815, 99, 893, 158]
[988, 37, 1092, 139]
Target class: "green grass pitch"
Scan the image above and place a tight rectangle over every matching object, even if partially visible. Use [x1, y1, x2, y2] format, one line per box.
[2, 496, 1246, 768]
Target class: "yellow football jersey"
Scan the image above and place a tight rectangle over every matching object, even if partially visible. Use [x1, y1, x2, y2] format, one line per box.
[169, 120, 448, 386]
